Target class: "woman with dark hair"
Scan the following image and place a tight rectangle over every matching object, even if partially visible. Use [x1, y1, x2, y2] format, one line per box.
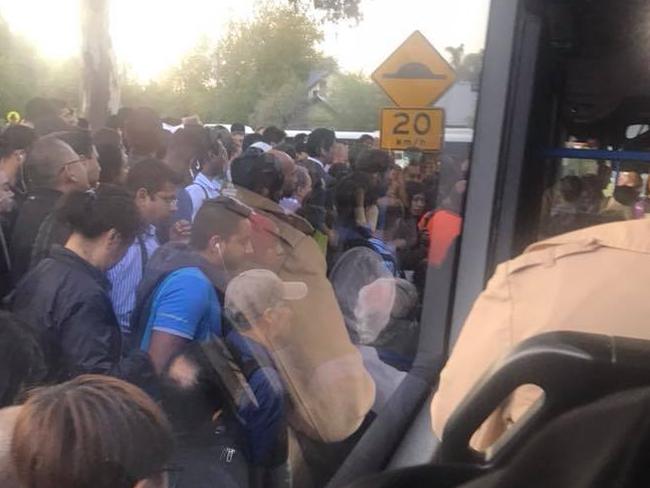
[11, 185, 155, 387]
[11, 375, 173, 488]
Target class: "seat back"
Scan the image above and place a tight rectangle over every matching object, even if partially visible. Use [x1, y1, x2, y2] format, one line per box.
[439, 331, 650, 467]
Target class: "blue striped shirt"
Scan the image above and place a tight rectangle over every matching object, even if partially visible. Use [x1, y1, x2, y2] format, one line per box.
[107, 225, 159, 336]
[185, 173, 222, 221]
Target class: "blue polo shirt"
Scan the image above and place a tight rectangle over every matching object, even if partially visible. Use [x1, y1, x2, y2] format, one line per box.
[140, 267, 221, 351]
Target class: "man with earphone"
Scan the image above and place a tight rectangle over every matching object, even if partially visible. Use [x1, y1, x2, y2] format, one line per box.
[133, 197, 254, 375]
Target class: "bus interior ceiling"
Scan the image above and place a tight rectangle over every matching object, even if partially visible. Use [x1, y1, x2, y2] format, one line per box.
[507, 0, 650, 258]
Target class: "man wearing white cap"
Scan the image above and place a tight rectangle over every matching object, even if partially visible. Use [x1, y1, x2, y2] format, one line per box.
[224, 269, 307, 470]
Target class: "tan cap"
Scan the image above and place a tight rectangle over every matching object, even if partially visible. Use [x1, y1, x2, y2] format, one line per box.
[226, 269, 308, 324]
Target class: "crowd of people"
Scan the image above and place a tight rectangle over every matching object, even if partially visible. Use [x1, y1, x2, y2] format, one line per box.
[0, 97, 469, 488]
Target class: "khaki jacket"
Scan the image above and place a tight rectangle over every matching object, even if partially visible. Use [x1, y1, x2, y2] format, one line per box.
[235, 188, 376, 443]
[431, 219, 650, 450]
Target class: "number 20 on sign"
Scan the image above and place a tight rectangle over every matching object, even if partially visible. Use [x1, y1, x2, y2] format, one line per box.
[380, 108, 444, 151]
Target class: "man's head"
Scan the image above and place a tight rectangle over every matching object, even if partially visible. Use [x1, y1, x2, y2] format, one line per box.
[242, 133, 264, 152]
[165, 125, 210, 181]
[335, 172, 374, 224]
[404, 163, 422, 184]
[331, 142, 349, 166]
[355, 149, 392, 189]
[262, 126, 287, 147]
[24, 136, 89, 193]
[190, 197, 253, 271]
[0, 126, 34, 186]
[230, 122, 246, 150]
[269, 149, 297, 198]
[353, 278, 396, 345]
[51, 130, 101, 187]
[306, 128, 336, 164]
[226, 269, 307, 347]
[127, 159, 180, 226]
[59, 185, 142, 270]
[231, 151, 285, 202]
[358, 134, 374, 148]
[124, 107, 162, 158]
[94, 128, 127, 184]
[294, 165, 312, 202]
[201, 131, 229, 178]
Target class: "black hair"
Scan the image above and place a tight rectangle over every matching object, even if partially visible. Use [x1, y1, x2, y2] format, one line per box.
[2, 125, 36, 152]
[24, 97, 57, 122]
[105, 114, 122, 131]
[51, 130, 94, 158]
[58, 184, 141, 242]
[209, 127, 237, 159]
[190, 197, 250, 250]
[169, 125, 211, 161]
[306, 128, 336, 158]
[559, 175, 584, 203]
[293, 133, 308, 146]
[358, 134, 374, 144]
[355, 149, 392, 175]
[262, 126, 287, 145]
[231, 151, 284, 202]
[0, 311, 47, 408]
[242, 133, 263, 151]
[406, 181, 426, 201]
[335, 172, 373, 223]
[124, 107, 161, 156]
[160, 342, 227, 435]
[230, 123, 246, 134]
[126, 158, 180, 195]
[295, 141, 308, 155]
[329, 163, 351, 182]
[275, 143, 297, 160]
[97, 144, 125, 184]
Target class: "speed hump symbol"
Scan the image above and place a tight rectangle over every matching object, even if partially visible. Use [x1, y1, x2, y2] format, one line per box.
[380, 108, 444, 151]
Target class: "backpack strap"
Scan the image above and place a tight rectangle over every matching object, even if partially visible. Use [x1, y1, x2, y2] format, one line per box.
[136, 235, 148, 274]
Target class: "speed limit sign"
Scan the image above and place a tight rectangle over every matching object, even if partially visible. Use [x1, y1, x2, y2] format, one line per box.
[380, 108, 444, 151]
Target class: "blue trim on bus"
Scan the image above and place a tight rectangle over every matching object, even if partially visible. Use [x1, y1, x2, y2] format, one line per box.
[543, 148, 650, 162]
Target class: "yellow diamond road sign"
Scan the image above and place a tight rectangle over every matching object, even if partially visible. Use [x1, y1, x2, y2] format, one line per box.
[372, 31, 456, 108]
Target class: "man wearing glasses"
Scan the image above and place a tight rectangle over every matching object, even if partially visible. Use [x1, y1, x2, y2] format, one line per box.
[107, 158, 181, 348]
[10, 135, 89, 284]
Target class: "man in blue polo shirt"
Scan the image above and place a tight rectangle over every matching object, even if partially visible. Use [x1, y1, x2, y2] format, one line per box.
[136, 197, 254, 374]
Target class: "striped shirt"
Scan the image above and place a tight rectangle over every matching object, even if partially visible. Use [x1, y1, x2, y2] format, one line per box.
[185, 173, 222, 221]
[107, 225, 159, 336]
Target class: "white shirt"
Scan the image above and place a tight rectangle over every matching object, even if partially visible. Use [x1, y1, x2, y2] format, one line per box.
[185, 173, 222, 220]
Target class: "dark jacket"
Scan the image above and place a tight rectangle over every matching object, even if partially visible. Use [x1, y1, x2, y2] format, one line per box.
[11, 246, 155, 387]
[10, 187, 62, 284]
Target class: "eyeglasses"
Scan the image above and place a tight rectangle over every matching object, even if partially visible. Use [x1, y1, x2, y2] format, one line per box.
[155, 194, 177, 205]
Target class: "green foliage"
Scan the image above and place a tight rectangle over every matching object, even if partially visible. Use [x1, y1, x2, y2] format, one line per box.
[445, 44, 484, 86]
[327, 73, 390, 131]
[124, 5, 333, 125]
[288, 0, 363, 22]
[251, 75, 308, 128]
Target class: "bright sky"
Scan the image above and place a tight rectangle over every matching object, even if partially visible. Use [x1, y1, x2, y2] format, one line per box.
[0, 0, 490, 82]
